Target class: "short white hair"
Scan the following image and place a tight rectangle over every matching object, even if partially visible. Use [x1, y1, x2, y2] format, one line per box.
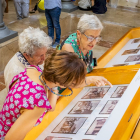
[77, 14, 103, 33]
[18, 27, 52, 56]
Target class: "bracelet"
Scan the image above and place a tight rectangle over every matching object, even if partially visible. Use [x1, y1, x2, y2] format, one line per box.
[85, 78, 88, 86]
[52, 87, 58, 90]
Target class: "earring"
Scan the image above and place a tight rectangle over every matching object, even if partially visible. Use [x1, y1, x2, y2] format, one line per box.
[77, 39, 80, 46]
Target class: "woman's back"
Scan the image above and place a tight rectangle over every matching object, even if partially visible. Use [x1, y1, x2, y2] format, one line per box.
[0, 66, 52, 138]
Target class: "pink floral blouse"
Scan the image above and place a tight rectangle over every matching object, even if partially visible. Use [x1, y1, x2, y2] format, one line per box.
[0, 66, 52, 139]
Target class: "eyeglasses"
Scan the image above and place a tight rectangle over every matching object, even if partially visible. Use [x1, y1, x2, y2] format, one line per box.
[83, 33, 101, 42]
[39, 73, 73, 97]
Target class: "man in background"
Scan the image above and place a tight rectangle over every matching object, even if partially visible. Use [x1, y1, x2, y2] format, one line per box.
[13, 0, 29, 20]
[44, 0, 61, 48]
[91, 0, 107, 14]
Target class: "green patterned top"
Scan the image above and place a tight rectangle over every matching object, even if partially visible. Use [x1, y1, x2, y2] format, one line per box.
[58, 33, 95, 73]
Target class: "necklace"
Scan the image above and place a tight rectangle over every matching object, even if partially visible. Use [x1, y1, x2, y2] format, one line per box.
[39, 73, 73, 97]
[77, 46, 91, 67]
[78, 47, 90, 59]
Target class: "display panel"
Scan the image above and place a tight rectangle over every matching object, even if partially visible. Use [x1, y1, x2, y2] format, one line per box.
[37, 84, 128, 140]
[23, 28, 140, 140]
[105, 38, 140, 67]
[96, 70, 140, 140]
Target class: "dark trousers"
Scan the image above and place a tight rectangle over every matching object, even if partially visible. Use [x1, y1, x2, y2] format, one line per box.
[45, 7, 61, 43]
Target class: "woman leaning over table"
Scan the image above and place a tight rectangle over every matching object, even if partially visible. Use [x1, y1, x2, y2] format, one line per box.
[58, 14, 112, 93]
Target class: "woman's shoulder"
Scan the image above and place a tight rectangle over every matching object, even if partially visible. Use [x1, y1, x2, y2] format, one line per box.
[63, 33, 78, 51]
[68, 32, 77, 38]
[65, 33, 77, 43]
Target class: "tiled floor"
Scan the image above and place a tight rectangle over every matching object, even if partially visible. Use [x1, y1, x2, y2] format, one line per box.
[118, 0, 137, 8]
[1, 0, 140, 110]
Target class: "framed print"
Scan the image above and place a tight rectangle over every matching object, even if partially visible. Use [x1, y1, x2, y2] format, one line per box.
[69, 100, 100, 114]
[86, 118, 107, 135]
[52, 117, 87, 134]
[82, 87, 110, 99]
[99, 100, 118, 114]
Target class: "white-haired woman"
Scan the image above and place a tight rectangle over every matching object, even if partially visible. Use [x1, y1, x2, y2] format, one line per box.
[58, 14, 112, 93]
[4, 27, 52, 91]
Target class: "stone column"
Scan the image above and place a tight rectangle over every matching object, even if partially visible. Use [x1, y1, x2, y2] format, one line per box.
[109, 0, 119, 8]
[0, 1, 3, 23]
[0, 0, 18, 43]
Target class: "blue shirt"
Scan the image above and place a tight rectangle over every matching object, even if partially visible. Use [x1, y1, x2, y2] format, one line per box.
[44, 0, 62, 9]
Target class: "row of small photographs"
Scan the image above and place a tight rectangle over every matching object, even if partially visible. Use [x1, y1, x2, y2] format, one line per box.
[116, 39, 140, 67]
[113, 62, 140, 67]
[121, 39, 140, 56]
[46, 86, 127, 139]
[69, 100, 118, 115]
[50, 87, 124, 134]
[51, 117, 107, 136]
[44, 137, 93, 140]
[82, 86, 127, 99]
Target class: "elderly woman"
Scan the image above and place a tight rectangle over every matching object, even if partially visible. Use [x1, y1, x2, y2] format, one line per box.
[4, 27, 52, 91]
[58, 14, 111, 93]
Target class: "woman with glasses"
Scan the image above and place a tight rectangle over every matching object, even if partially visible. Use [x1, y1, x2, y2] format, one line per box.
[0, 49, 87, 140]
[58, 14, 111, 93]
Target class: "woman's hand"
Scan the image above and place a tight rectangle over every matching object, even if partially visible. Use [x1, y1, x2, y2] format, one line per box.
[86, 76, 113, 87]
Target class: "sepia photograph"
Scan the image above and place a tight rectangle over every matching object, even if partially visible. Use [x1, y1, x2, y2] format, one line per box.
[131, 38, 140, 43]
[69, 100, 100, 114]
[52, 117, 87, 134]
[125, 55, 140, 62]
[122, 49, 139, 55]
[44, 136, 72, 140]
[86, 118, 107, 135]
[113, 63, 129, 67]
[99, 100, 118, 114]
[82, 87, 110, 99]
[111, 86, 127, 98]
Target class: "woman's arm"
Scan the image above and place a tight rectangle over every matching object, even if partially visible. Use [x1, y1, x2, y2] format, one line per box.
[61, 44, 112, 88]
[75, 76, 113, 88]
[5, 107, 46, 140]
[47, 89, 58, 111]
[61, 44, 75, 52]
[91, 0, 94, 6]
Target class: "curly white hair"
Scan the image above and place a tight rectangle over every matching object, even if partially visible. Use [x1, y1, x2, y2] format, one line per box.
[18, 27, 52, 56]
[77, 14, 103, 33]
